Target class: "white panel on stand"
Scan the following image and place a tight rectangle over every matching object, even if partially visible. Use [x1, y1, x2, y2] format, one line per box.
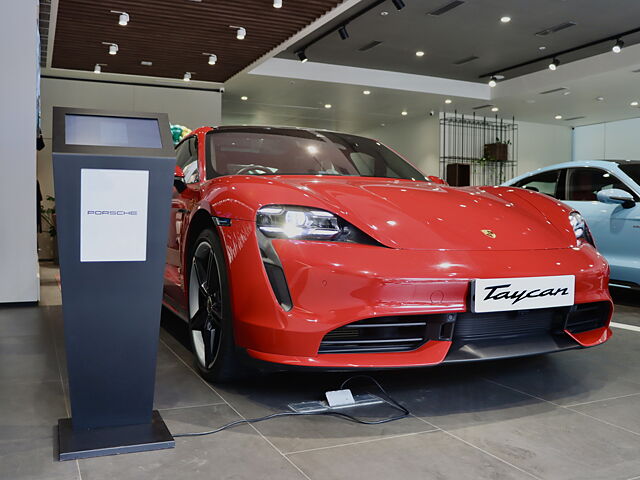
[80, 169, 149, 262]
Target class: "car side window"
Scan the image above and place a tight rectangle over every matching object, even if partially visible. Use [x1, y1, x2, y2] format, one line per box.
[565, 168, 633, 201]
[514, 170, 560, 198]
[175, 136, 199, 184]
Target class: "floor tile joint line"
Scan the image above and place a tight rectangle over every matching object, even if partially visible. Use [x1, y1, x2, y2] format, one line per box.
[160, 338, 312, 480]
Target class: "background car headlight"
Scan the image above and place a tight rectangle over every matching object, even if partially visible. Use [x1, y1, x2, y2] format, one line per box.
[257, 205, 382, 245]
[569, 211, 595, 247]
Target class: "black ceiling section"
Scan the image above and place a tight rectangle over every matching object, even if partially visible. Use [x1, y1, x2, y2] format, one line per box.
[426, 1, 465, 16]
[279, 0, 640, 83]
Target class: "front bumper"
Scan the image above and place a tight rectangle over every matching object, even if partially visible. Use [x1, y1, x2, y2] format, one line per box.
[221, 222, 612, 368]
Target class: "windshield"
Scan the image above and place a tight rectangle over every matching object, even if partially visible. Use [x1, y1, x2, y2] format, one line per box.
[206, 128, 426, 181]
[618, 163, 640, 186]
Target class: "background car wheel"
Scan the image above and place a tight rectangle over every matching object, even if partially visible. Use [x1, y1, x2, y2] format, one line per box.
[187, 229, 242, 382]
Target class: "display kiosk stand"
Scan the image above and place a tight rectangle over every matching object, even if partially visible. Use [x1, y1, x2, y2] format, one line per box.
[52, 107, 176, 460]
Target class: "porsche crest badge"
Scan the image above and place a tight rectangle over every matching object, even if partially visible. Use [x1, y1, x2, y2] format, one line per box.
[481, 229, 497, 239]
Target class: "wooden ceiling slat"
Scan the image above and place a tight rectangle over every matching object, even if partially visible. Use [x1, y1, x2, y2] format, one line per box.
[52, 0, 343, 82]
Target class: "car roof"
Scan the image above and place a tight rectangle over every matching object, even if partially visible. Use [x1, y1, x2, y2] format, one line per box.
[505, 160, 639, 184]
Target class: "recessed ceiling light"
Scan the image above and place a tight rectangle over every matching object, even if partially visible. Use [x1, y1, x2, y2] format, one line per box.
[401, 110, 408, 116]
[563, 91, 571, 95]
[491, 106, 499, 112]
[241, 96, 248, 101]
[631, 101, 639, 106]
[554, 115, 563, 119]
[596, 96, 605, 101]
[273, 0, 283, 8]
[140, 60, 153, 66]
[416, 51, 425, 57]
[363, 90, 371, 95]
[538, 46, 547, 51]
[380, 11, 389, 16]
[324, 104, 332, 109]
[445, 99, 452, 104]
[500, 16, 511, 23]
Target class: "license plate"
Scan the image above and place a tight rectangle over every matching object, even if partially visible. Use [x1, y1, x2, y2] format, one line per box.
[472, 275, 575, 313]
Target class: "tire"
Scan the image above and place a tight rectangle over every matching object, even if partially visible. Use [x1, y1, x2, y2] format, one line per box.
[186, 229, 242, 382]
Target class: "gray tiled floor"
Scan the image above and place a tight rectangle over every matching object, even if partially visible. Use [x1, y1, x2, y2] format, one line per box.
[1, 264, 640, 480]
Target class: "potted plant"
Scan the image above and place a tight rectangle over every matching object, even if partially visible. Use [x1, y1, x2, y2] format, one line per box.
[40, 195, 58, 264]
[483, 137, 511, 162]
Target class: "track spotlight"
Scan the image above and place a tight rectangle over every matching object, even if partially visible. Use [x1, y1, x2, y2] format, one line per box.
[110, 10, 129, 26]
[613, 39, 624, 53]
[94, 64, 102, 74]
[549, 58, 559, 70]
[391, 0, 406, 10]
[183, 72, 192, 82]
[338, 25, 349, 40]
[273, 0, 283, 7]
[203, 53, 217, 65]
[296, 50, 308, 63]
[488, 76, 497, 87]
[102, 42, 119, 55]
[231, 26, 246, 40]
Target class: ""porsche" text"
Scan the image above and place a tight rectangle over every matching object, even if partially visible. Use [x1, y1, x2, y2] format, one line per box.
[87, 210, 138, 216]
[482, 284, 570, 305]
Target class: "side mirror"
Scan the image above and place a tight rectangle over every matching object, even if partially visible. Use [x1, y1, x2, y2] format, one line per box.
[428, 175, 448, 185]
[597, 188, 636, 208]
[174, 165, 187, 193]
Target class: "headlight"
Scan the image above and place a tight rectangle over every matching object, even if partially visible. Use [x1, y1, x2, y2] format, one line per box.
[257, 205, 382, 245]
[569, 211, 595, 247]
[257, 206, 340, 240]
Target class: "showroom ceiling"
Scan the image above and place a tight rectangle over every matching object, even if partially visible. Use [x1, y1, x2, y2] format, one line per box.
[280, 0, 640, 82]
[50, 0, 343, 82]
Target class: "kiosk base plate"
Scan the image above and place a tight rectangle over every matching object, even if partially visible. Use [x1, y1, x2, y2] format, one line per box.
[58, 410, 175, 461]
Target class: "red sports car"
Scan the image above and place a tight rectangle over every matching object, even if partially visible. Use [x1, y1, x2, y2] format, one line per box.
[163, 126, 613, 381]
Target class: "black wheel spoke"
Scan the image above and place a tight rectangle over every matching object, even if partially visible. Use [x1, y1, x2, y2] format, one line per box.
[202, 328, 216, 368]
[193, 257, 209, 296]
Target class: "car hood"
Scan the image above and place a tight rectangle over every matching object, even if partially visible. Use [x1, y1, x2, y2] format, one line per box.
[228, 176, 576, 251]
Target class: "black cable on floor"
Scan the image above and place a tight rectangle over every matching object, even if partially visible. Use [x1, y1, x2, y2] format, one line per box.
[173, 374, 409, 438]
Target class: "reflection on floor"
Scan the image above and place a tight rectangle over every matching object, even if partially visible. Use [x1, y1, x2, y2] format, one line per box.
[1, 262, 640, 479]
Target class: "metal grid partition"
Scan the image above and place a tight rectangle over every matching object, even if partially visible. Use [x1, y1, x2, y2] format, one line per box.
[440, 112, 518, 186]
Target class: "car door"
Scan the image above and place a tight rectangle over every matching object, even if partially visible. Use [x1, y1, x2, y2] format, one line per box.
[561, 167, 640, 285]
[164, 136, 200, 304]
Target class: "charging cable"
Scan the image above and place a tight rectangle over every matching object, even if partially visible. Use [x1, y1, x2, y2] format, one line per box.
[173, 374, 409, 438]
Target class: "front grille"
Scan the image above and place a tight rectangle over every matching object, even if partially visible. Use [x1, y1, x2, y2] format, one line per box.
[319, 302, 610, 355]
[565, 302, 610, 333]
[318, 315, 454, 354]
[453, 307, 568, 342]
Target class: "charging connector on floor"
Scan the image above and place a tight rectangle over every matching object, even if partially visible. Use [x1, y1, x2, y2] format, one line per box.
[288, 390, 385, 414]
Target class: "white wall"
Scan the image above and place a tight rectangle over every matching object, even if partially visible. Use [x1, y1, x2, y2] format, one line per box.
[358, 115, 441, 176]
[358, 117, 571, 181]
[0, 1, 39, 302]
[37, 78, 222, 257]
[573, 118, 640, 161]
[517, 121, 573, 175]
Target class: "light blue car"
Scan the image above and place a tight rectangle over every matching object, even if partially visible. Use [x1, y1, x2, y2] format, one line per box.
[504, 160, 640, 289]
